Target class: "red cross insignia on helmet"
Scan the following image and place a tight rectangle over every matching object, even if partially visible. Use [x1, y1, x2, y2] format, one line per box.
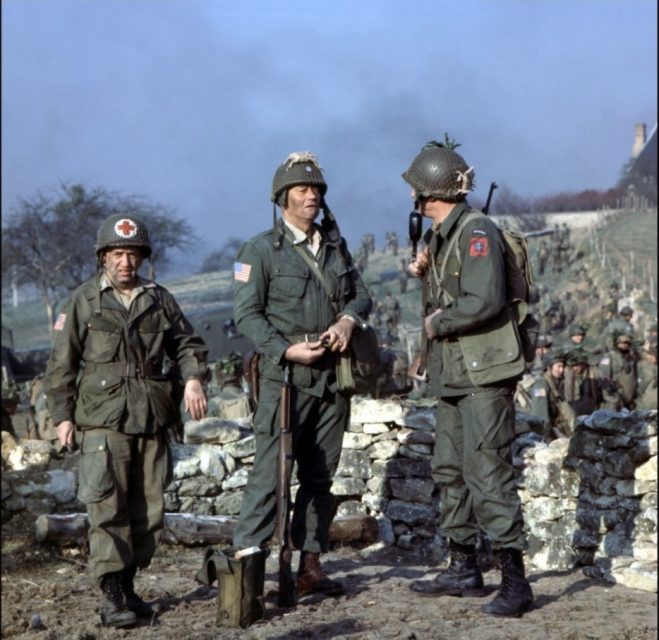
[114, 218, 138, 238]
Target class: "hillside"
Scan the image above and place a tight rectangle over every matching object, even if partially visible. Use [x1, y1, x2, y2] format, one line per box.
[2, 208, 656, 357]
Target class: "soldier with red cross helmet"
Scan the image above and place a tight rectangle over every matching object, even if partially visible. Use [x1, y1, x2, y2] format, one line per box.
[403, 138, 533, 617]
[44, 213, 209, 628]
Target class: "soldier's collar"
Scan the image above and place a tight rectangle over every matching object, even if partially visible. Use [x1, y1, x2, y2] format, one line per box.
[438, 201, 470, 239]
[282, 219, 322, 246]
[99, 274, 155, 292]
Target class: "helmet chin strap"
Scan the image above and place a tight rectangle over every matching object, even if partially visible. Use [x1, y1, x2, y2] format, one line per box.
[320, 198, 342, 247]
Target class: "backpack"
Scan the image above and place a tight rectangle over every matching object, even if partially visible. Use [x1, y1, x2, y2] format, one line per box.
[438, 211, 539, 363]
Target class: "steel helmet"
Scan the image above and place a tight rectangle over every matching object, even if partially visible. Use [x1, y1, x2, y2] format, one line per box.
[95, 213, 152, 259]
[402, 138, 475, 201]
[271, 151, 327, 207]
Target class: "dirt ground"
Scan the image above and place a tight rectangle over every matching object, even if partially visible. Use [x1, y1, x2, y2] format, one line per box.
[1, 512, 657, 640]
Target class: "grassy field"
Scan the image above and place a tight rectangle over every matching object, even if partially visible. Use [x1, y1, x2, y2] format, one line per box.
[2, 208, 656, 354]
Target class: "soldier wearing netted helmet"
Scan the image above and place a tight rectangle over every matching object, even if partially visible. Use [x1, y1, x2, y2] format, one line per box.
[404, 137, 533, 617]
[44, 213, 209, 628]
[232, 151, 372, 599]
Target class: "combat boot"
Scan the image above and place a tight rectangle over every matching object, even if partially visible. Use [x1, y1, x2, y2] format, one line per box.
[121, 565, 160, 618]
[410, 541, 486, 597]
[297, 552, 345, 597]
[100, 572, 137, 628]
[481, 548, 533, 617]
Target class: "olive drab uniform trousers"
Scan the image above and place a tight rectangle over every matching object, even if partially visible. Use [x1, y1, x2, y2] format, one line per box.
[45, 276, 208, 581]
[424, 203, 526, 550]
[232, 220, 372, 552]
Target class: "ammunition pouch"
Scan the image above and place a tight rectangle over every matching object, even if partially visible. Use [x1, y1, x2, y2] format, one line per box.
[196, 546, 270, 628]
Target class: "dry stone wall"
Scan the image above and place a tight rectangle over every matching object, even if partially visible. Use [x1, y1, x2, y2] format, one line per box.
[2, 399, 656, 593]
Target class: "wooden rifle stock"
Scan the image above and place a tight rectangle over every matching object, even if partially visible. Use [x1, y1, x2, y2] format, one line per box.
[276, 363, 296, 607]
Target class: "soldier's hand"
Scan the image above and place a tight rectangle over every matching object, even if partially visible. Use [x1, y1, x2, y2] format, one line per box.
[184, 378, 208, 420]
[424, 308, 443, 340]
[408, 247, 429, 278]
[56, 421, 75, 451]
[285, 341, 328, 365]
[321, 317, 355, 353]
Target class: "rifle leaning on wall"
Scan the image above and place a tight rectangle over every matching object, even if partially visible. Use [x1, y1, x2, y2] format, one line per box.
[275, 363, 296, 607]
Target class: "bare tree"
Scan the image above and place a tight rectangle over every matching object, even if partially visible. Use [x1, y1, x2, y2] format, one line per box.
[198, 237, 245, 274]
[2, 184, 196, 332]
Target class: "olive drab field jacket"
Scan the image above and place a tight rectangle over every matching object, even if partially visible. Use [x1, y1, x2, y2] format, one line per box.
[425, 202, 525, 395]
[45, 276, 208, 434]
[233, 220, 372, 397]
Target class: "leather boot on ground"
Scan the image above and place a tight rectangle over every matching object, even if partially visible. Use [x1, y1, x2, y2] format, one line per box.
[297, 552, 345, 597]
[481, 548, 533, 617]
[100, 572, 137, 628]
[121, 565, 161, 618]
[410, 541, 486, 597]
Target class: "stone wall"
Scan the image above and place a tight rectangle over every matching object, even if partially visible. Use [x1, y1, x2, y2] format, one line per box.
[2, 399, 656, 593]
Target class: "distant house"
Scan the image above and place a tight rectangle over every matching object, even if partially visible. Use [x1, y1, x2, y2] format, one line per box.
[621, 122, 657, 206]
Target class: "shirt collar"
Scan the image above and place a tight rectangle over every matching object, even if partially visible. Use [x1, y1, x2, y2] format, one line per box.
[438, 201, 470, 239]
[99, 273, 153, 293]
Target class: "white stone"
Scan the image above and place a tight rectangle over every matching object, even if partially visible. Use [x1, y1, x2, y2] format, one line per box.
[221, 468, 249, 490]
[170, 444, 201, 479]
[198, 446, 227, 481]
[368, 440, 399, 460]
[635, 455, 657, 482]
[350, 398, 404, 424]
[363, 423, 390, 435]
[632, 542, 658, 563]
[342, 432, 373, 449]
[611, 563, 658, 593]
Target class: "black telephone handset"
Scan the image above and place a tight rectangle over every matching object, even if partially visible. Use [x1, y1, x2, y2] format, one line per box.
[408, 210, 423, 261]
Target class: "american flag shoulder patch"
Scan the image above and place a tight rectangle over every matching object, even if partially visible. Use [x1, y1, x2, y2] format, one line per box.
[53, 313, 67, 331]
[234, 262, 252, 283]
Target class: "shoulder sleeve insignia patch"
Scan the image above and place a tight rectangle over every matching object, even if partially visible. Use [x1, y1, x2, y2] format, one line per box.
[469, 237, 489, 257]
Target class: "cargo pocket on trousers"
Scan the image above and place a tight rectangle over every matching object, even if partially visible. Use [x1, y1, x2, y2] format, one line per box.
[77, 432, 114, 504]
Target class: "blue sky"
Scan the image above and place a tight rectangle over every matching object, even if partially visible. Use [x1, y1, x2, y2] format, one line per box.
[2, 0, 657, 273]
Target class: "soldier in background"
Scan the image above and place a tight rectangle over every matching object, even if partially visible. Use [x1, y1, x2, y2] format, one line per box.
[214, 351, 251, 420]
[383, 291, 401, 329]
[603, 305, 635, 351]
[636, 340, 657, 410]
[564, 348, 603, 416]
[599, 332, 638, 411]
[562, 291, 578, 326]
[605, 282, 623, 310]
[385, 231, 399, 255]
[399, 258, 411, 294]
[530, 334, 553, 376]
[536, 239, 549, 277]
[542, 351, 576, 440]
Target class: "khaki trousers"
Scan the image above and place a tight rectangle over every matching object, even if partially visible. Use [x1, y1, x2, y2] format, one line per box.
[78, 428, 170, 581]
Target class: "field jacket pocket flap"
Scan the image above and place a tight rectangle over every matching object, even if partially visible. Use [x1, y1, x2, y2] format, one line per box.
[459, 308, 525, 385]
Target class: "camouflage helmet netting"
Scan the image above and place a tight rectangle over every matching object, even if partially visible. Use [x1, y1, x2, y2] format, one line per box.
[402, 141, 475, 200]
[271, 151, 327, 205]
[96, 213, 152, 258]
